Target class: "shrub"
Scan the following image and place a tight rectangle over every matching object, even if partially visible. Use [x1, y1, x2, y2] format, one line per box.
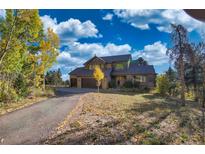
[156, 74, 169, 96]
[141, 85, 150, 92]
[30, 87, 55, 97]
[14, 74, 30, 97]
[123, 80, 133, 88]
[108, 80, 117, 88]
[133, 81, 140, 88]
[185, 91, 195, 100]
[0, 80, 18, 103]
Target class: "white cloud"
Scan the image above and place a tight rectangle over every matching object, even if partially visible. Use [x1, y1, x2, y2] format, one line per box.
[132, 41, 169, 65]
[131, 23, 149, 30]
[61, 74, 69, 81]
[114, 9, 159, 30]
[0, 9, 5, 18]
[40, 15, 101, 43]
[50, 51, 85, 81]
[57, 51, 84, 66]
[67, 41, 131, 58]
[40, 15, 57, 32]
[114, 9, 205, 35]
[102, 13, 113, 21]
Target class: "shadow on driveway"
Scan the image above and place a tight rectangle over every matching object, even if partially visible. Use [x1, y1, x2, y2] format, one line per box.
[54, 88, 97, 96]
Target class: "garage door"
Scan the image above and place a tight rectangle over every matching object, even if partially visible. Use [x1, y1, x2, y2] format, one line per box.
[82, 78, 98, 88]
[70, 78, 77, 87]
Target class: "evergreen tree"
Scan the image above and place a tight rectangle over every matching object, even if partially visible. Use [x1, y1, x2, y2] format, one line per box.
[134, 57, 148, 66]
[165, 67, 177, 96]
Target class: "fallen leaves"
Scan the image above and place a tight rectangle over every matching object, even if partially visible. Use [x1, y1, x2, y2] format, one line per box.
[44, 92, 204, 145]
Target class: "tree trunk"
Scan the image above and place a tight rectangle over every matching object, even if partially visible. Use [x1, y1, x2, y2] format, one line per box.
[43, 75, 46, 92]
[193, 66, 199, 101]
[179, 54, 186, 106]
[96, 80, 100, 93]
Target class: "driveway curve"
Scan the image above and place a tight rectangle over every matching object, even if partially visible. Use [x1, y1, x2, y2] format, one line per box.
[0, 89, 87, 145]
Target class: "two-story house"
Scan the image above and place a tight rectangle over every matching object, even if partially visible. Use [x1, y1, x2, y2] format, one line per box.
[69, 54, 156, 89]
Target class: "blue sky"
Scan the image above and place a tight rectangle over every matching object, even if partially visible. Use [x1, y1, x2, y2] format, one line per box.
[1, 9, 204, 80]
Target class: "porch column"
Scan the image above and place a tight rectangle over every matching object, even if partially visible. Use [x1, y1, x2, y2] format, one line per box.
[77, 77, 82, 88]
[102, 78, 108, 89]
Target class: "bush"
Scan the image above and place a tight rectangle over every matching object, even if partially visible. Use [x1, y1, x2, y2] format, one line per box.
[133, 81, 140, 88]
[0, 80, 18, 103]
[14, 74, 30, 97]
[30, 87, 55, 97]
[185, 91, 195, 100]
[108, 80, 117, 88]
[123, 80, 134, 88]
[141, 85, 150, 92]
[156, 74, 169, 96]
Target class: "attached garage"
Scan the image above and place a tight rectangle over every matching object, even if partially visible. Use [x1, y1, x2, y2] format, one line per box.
[81, 78, 98, 88]
[70, 78, 77, 87]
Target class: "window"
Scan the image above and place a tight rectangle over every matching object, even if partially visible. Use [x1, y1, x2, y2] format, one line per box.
[89, 64, 104, 70]
[115, 63, 124, 70]
[134, 75, 146, 82]
[106, 64, 112, 69]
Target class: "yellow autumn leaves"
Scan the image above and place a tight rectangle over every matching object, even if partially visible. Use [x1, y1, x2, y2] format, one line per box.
[93, 66, 104, 92]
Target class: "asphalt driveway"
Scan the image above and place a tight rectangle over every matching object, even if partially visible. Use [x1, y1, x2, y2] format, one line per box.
[0, 88, 95, 145]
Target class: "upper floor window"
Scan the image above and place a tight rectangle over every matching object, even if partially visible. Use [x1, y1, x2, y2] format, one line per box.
[115, 63, 124, 70]
[106, 64, 112, 69]
[89, 64, 104, 70]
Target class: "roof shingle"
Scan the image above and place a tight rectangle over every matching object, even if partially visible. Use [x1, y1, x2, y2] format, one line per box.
[69, 63, 155, 77]
[100, 54, 131, 63]
[112, 63, 156, 75]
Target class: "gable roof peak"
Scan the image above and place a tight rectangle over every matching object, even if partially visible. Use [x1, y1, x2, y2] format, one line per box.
[83, 55, 105, 65]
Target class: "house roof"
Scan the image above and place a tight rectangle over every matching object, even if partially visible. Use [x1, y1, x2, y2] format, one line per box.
[112, 63, 156, 75]
[69, 67, 112, 78]
[84, 54, 132, 65]
[100, 54, 132, 63]
[69, 63, 155, 77]
[83, 56, 106, 65]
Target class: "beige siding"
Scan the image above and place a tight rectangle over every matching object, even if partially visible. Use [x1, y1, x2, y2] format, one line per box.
[116, 76, 126, 87]
[102, 78, 108, 89]
[77, 77, 82, 88]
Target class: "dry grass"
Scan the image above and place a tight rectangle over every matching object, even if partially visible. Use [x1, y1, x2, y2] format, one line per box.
[44, 92, 204, 145]
[0, 96, 48, 116]
[0, 88, 55, 116]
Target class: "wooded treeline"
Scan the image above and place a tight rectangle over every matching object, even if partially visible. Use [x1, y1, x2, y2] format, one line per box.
[157, 24, 205, 106]
[155, 24, 205, 142]
[0, 10, 60, 103]
[45, 69, 69, 86]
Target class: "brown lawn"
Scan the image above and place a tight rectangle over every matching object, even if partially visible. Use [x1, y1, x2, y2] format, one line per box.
[0, 96, 48, 116]
[44, 92, 204, 145]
